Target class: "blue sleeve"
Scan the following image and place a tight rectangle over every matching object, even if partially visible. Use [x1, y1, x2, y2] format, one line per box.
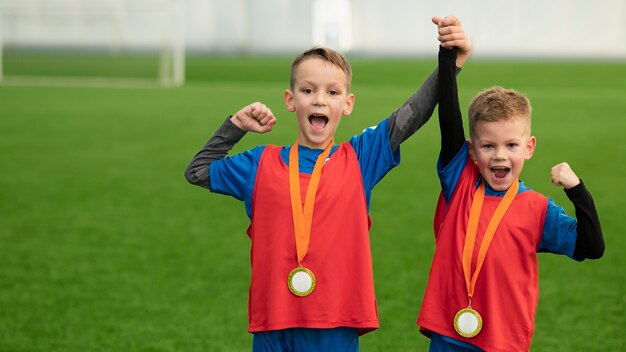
[537, 198, 578, 259]
[437, 142, 469, 204]
[349, 119, 400, 208]
[209, 145, 266, 218]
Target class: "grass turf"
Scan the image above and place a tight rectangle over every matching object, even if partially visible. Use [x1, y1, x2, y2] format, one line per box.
[0, 55, 624, 351]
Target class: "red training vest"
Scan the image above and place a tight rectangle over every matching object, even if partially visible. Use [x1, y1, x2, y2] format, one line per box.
[246, 143, 379, 334]
[418, 156, 548, 351]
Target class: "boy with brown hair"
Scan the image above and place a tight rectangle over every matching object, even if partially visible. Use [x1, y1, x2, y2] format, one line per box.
[417, 19, 605, 351]
[185, 18, 471, 351]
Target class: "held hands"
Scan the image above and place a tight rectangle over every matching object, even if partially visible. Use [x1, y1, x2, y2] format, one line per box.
[230, 102, 277, 133]
[551, 162, 581, 190]
[432, 15, 472, 68]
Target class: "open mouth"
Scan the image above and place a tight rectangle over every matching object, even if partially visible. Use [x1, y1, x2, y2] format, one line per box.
[491, 166, 510, 180]
[309, 113, 328, 131]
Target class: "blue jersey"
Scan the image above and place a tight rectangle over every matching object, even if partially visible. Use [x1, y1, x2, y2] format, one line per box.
[209, 118, 400, 219]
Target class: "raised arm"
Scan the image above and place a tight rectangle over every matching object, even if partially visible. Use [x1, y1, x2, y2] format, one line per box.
[551, 163, 605, 260]
[437, 46, 466, 168]
[387, 69, 439, 153]
[184, 117, 246, 189]
[387, 15, 470, 153]
[184, 102, 276, 189]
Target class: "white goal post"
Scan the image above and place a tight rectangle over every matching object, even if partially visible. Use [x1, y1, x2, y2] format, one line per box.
[0, 0, 185, 87]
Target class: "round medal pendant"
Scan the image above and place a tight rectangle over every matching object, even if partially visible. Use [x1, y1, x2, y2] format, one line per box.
[454, 307, 483, 338]
[287, 266, 316, 297]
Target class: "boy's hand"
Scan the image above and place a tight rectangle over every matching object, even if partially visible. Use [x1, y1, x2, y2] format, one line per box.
[231, 102, 277, 133]
[551, 162, 581, 190]
[432, 15, 472, 68]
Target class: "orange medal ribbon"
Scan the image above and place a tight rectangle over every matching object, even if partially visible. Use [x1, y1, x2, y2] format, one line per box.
[288, 139, 333, 265]
[462, 178, 519, 301]
[454, 178, 519, 337]
[286, 139, 333, 297]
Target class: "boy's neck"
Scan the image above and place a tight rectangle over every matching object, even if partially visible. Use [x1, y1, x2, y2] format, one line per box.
[482, 178, 522, 195]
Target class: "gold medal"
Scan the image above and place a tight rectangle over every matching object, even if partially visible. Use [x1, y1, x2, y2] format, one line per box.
[287, 266, 316, 296]
[454, 307, 482, 338]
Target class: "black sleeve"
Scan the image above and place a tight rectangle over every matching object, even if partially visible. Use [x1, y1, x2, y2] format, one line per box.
[567, 181, 605, 260]
[184, 117, 246, 189]
[438, 46, 466, 168]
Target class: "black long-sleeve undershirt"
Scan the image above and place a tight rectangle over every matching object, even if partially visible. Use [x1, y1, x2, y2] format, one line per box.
[438, 47, 466, 169]
[437, 46, 604, 260]
[567, 183, 605, 260]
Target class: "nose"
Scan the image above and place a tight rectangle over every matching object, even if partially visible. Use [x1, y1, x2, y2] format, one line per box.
[313, 92, 326, 106]
[493, 147, 507, 160]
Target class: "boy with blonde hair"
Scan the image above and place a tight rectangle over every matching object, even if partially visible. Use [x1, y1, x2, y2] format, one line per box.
[416, 23, 605, 351]
[185, 17, 471, 352]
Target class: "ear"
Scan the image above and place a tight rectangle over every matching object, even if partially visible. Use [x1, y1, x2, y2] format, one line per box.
[467, 139, 476, 162]
[342, 93, 355, 116]
[284, 89, 296, 112]
[525, 136, 536, 160]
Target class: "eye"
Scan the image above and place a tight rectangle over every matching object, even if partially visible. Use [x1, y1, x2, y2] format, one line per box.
[328, 90, 340, 96]
[302, 88, 314, 94]
[507, 143, 518, 149]
[481, 144, 493, 150]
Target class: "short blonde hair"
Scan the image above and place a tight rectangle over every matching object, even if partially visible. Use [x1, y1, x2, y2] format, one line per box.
[468, 86, 532, 139]
[290, 47, 352, 91]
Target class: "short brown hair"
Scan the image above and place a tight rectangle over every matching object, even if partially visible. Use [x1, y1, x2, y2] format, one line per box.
[290, 47, 352, 90]
[468, 86, 532, 139]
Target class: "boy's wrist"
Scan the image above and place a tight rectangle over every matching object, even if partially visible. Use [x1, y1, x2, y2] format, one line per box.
[439, 46, 458, 69]
[229, 114, 245, 131]
[221, 116, 247, 141]
[564, 179, 585, 194]
[456, 51, 470, 68]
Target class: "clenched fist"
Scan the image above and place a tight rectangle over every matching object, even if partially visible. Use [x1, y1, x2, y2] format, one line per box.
[231, 102, 277, 133]
[551, 162, 580, 190]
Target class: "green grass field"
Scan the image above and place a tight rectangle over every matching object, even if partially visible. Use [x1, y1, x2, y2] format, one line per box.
[0, 54, 624, 351]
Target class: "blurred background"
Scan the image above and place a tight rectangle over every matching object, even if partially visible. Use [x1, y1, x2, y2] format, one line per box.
[1, 0, 625, 86]
[3, 0, 626, 56]
[0, 1, 624, 351]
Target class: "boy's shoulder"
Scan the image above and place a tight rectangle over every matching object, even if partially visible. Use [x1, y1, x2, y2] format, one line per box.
[517, 187, 549, 204]
[513, 185, 550, 219]
[517, 181, 547, 200]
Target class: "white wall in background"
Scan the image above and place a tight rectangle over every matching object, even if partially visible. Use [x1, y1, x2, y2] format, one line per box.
[2, 0, 625, 58]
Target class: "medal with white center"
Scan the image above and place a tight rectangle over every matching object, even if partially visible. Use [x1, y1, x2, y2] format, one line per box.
[455, 179, 519, 338]
[454, 305, 482, 338]
[287, 138, 333, 297]
[288, 265, 316, 296]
